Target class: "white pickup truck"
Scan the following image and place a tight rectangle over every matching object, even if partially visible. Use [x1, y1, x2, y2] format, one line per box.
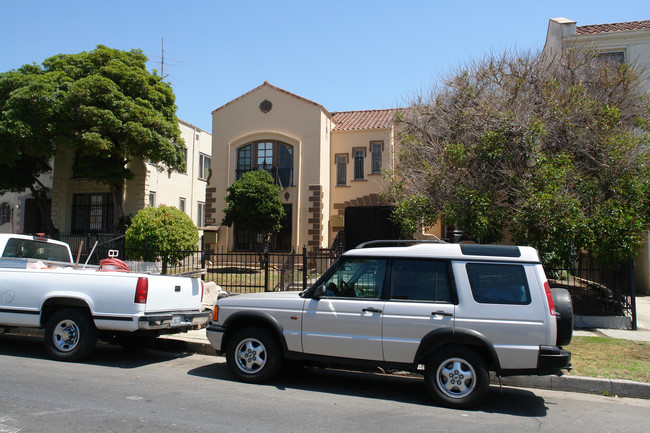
[0, 234, 210, 361]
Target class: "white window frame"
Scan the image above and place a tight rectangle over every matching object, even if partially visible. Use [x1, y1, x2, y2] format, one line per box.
[197, 202, 205, 227]
[179, 197, 186, 213]
[199, 153, 211, 180]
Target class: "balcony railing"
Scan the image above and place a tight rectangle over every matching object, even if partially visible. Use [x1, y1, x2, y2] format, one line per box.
[236, 165, 293, 187]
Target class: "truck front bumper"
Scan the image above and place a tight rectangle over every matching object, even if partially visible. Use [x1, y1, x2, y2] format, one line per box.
[138, 311, 211, 331]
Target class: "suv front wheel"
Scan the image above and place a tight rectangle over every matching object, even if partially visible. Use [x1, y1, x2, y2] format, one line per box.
[424, 346, 489, 408]
[225, 327, 283, 383]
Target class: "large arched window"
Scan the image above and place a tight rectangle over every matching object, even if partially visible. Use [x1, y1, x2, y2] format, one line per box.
[236, 140, 293, 187]
[0, 203, 11, 225]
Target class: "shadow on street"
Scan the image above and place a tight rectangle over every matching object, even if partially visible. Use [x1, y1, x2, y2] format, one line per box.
[188, 359, 548, 417]
[0, 332, 191, 368]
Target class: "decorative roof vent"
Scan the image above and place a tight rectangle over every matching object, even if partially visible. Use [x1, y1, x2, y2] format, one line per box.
[259, 99, 273, 113]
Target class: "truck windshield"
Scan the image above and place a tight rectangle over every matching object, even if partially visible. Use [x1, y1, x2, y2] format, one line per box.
[2, 238, 70, 262]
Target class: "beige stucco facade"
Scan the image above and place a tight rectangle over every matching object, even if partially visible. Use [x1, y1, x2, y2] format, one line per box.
[207, 82, 413, 251]
[50, 120, 211, 234]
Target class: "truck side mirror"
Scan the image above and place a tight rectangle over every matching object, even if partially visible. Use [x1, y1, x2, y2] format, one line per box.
[313, 284, 327, 300]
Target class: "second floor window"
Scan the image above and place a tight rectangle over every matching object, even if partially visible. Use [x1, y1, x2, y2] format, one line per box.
[236, 140, 293, 187]
[179, 197, 186, 213]
[148, 191, 156, 207]
[336, 155, 347, 186]
[354, 148, 365, 180]
[199, 153, 211, 180]
[371, 141, 383, 174]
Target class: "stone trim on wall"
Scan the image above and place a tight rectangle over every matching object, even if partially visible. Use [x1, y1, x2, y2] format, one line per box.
[308, 185, 323, 247]
[204, 187, 217, 225]
[334, 193, 386, 217]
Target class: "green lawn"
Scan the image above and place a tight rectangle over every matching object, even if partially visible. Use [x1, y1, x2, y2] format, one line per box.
[564, 336, 650, 383]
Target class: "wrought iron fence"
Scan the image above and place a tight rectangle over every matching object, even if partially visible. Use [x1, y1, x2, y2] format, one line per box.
[204, 246, 339, 293]
[57, 232, 126, 266]
[546, 254, 636, 329]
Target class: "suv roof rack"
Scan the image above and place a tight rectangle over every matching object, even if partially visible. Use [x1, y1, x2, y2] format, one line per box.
[355, 239, 446, 249]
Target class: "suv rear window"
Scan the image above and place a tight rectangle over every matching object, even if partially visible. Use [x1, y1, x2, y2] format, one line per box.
[2, 238, 70, 262]
[466, 263, 531, 305]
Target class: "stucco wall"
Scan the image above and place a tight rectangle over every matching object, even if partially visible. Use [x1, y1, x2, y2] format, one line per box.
[210, 84, 331, 249]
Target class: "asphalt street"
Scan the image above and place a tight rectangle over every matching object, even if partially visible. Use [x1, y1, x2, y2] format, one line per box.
[1, 333, 649, 433]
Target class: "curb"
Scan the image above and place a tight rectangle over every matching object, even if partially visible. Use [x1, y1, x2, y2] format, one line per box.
[490, 373, 650, 399]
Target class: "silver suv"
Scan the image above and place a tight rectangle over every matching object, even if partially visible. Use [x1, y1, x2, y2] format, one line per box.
[207, 241, 573, 408]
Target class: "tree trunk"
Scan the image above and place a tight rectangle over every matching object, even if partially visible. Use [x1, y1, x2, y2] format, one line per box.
[29, 180, 59, 238]
[110, 182, 125, 231]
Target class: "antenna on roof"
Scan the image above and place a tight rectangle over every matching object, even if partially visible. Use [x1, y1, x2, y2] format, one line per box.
[148, 37, 183, 80]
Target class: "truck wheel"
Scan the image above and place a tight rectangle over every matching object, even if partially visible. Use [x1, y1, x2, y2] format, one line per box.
[424, 346, 489, 409]
[551, 288, 574, 346]
[44, 308, 97, 362]
[226, 327, 282, 383]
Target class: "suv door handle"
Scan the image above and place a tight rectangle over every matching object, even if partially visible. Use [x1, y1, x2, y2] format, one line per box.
[432, 310, 453, 317]
[362, 307, 383, 313]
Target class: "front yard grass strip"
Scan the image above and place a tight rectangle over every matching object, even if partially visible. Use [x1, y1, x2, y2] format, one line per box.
[565, 336, 650, 383]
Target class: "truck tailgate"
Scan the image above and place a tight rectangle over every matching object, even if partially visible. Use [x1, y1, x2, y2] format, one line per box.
[142, 275, 202, 312]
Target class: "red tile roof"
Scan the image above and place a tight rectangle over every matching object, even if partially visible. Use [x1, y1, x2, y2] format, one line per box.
[576, 20, 650, 35]
[332, 109, 399, 131]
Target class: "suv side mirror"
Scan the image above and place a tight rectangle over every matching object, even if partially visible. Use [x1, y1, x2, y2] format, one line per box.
[312, 284, 327, 300]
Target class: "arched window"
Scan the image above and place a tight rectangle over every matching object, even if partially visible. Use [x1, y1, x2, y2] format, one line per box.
[236, 140, 293, 187]
[0, 203, 11, 225]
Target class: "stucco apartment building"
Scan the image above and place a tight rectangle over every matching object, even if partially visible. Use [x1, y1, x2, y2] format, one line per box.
[205, 82, 415, 252]
[543, 17, 650, 294]
[0, 119, 211, 236]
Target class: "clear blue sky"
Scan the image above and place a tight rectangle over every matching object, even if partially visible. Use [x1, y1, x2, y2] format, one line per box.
[2, 0, 648, 131]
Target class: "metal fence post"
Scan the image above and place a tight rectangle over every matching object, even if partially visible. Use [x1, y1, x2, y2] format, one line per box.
[630, 261, 637, 330]
[200, 236, 206, 280]
[303, 245, 307, 291]
[264, 243, 270, 292]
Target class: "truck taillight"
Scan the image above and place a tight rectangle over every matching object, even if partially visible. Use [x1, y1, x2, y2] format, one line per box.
[135, 277, 149, 304]
[544, 281, 556, 316]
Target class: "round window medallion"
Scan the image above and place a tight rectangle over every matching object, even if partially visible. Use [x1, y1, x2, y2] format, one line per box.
[259, 100, 273, 113]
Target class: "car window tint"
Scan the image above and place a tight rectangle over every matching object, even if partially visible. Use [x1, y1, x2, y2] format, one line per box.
[322, 258, 386, 298]
[466, 263, 531, 305]
[2, 238, 69, 262]
[390, 259, 452, 302]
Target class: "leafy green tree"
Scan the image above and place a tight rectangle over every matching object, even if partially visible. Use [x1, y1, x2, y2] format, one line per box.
[387, 48, 650, 268]
[125, 205, 198, 274]
[0, 65, 60, 235]
[0, 45, 185, 232]
[221, 170, 285, 249]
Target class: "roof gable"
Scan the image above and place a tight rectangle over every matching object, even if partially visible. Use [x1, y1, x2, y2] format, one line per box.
[212, 81, 329, 115]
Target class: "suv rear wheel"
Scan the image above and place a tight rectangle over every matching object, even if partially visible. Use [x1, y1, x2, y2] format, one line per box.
[226, 327, 283, 383]
[424, 346, 489, 409]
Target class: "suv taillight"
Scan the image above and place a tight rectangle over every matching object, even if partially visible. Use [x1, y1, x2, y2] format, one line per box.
[200, 280, 204, 302]
[544, 281, 556, 316]
[135, 277, 149, 304]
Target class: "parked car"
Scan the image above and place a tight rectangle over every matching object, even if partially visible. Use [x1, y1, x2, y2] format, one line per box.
[207, 241, 573, 408]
